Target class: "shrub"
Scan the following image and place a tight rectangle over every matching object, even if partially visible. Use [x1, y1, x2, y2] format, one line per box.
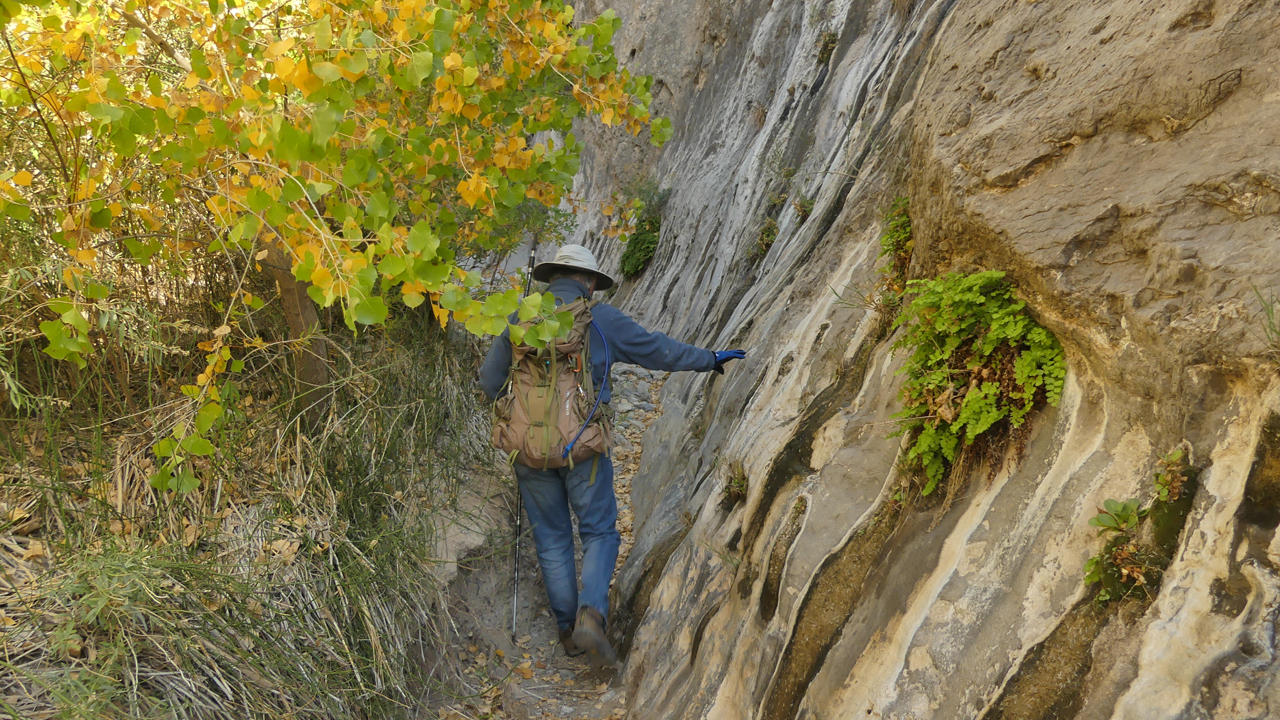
[1084, 446, 1199, 604]
[892, 270, 1066, 494]
[756, 218, 780, 257]
[792, 195, 815, 221]
[721, 460, 748, 508]
[878, 196, 912, 262]
[817, 32, 839, 66]
[620, 215, 661, 278]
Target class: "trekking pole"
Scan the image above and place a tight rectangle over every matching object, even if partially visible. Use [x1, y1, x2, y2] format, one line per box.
[512, 237, 538, 643]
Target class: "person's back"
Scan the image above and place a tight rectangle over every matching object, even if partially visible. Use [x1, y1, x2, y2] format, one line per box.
[479, 244, 744, 665]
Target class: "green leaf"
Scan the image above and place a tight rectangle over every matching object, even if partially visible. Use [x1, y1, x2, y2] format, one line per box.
[312, 103, 342, 144]
[429, 10, 455, 52]
[407, 221, 440, 257]
[180, 435, 216, 456]
[518, 294, 540, 322]
[123, 238, 161, 264]
[409, 51, 434, 85]
[174, 466, 200, 493]
[154, 437, 178, 458]
[313, 61, 343, 83]
[313, 16, 333, 50]
[58, 309, 88, 336]
[195, 402, 223, 434]
[351, 296, 388, 325]
[482, 288, 519, 318]
[440, 285, 470, 311]
[378, 255, 407, 278]
[465, 314, 488, 336]
[5, 202, 31, 221]
[366, 191, 390, 219]
[149, 464, 173, 492]
[339, 50, 368, 75]
[89, 207, 114, 229]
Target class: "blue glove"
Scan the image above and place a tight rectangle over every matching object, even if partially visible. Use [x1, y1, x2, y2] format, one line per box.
[712, 350, 746, 375]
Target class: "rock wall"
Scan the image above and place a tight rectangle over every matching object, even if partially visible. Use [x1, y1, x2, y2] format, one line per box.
[566, 0, 1280, 718]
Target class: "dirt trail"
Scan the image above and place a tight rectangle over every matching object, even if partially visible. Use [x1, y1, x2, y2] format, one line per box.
[430, 367, 667, 720]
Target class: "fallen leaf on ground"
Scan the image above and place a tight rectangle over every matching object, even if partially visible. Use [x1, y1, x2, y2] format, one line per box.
[22, 541, 44, 561]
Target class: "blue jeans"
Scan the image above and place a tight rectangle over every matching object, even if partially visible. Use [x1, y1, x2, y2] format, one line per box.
[515, 454, 620, 632]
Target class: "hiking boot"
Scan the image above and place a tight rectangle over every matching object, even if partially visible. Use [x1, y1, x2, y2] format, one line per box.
[570, 606, 617, 667]
[559, 627, 585, 657]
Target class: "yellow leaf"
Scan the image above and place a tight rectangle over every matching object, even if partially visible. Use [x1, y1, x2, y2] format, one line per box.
[310, 265, 333, 289]
[22, 540, 45, 561]
[291, 58, 323, 96]
[12, 170, 32, 186]
[265, 37, 295, 59]
[74, 247, 97, 263]
[444, 52, 463, 70]
[108, 202, 122, 217]
[184, 72, 200, 89]
[275, 57, 297, 78]
[432, 303, 449, 329]
[457, 173, 490, 208]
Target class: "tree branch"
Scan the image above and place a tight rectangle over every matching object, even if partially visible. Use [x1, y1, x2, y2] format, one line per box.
[1, 29, 70, 184]
[120, 9, 192, 73]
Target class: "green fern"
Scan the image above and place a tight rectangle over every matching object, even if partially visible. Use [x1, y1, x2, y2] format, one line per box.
[892, 271, 1066, 493]
[620, 216, 661, 278]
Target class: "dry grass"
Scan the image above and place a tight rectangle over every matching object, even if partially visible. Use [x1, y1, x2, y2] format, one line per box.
[0, 232, 500, 718]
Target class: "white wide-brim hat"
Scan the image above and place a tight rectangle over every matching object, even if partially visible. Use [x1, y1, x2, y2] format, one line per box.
[531, 244, 615, 290]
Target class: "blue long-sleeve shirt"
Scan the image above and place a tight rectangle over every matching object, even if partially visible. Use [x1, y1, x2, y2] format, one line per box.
[479, 278, 716, 403]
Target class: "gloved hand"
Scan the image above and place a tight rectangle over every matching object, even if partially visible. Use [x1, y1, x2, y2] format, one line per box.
[712, 350, 746, 374]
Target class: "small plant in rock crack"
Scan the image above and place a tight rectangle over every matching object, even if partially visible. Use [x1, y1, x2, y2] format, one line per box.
[1089, 498, 1145, 534]
[877, 196, 913, 304]
[1154, 447, 1190, 503]
[620, 215, 662, 279]
[891, 270, 1067, 495]
[792, 194, 815, 221]
[830, 197, 914, 315]
[1084, 446, 1198, 605]
[755, 217, 780, 257]
[817, 32, 839, 66]
[1084, 499, 1161, 605]
[1252, 284, 1280, 363]
[722, 460, 749, 507]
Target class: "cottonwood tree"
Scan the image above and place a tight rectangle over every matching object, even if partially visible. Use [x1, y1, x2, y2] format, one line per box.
[0, 0, 668, 491]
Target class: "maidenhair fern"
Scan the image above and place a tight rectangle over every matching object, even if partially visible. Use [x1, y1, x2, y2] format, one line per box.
[892, 270, 1066, 494]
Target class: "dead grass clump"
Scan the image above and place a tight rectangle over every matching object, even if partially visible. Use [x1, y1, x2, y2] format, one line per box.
[1, 294, 497, 718]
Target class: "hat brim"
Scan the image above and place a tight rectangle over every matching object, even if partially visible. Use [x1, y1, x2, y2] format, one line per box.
[531, 261, 615, 291]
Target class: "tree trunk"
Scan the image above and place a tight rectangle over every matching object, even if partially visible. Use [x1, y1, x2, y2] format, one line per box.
[261, 246, 330, 432]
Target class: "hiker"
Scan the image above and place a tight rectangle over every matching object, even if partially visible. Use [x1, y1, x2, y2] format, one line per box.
[479, 244, 745, 665]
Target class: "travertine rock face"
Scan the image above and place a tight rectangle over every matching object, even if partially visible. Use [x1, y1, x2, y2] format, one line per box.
[564, 0, 1280, 718]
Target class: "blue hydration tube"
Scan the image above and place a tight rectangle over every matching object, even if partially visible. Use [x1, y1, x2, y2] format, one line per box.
[562, 321, 609, 460]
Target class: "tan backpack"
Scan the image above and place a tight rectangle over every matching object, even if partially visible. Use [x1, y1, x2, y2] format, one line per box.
[492, 298, 612, 469]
